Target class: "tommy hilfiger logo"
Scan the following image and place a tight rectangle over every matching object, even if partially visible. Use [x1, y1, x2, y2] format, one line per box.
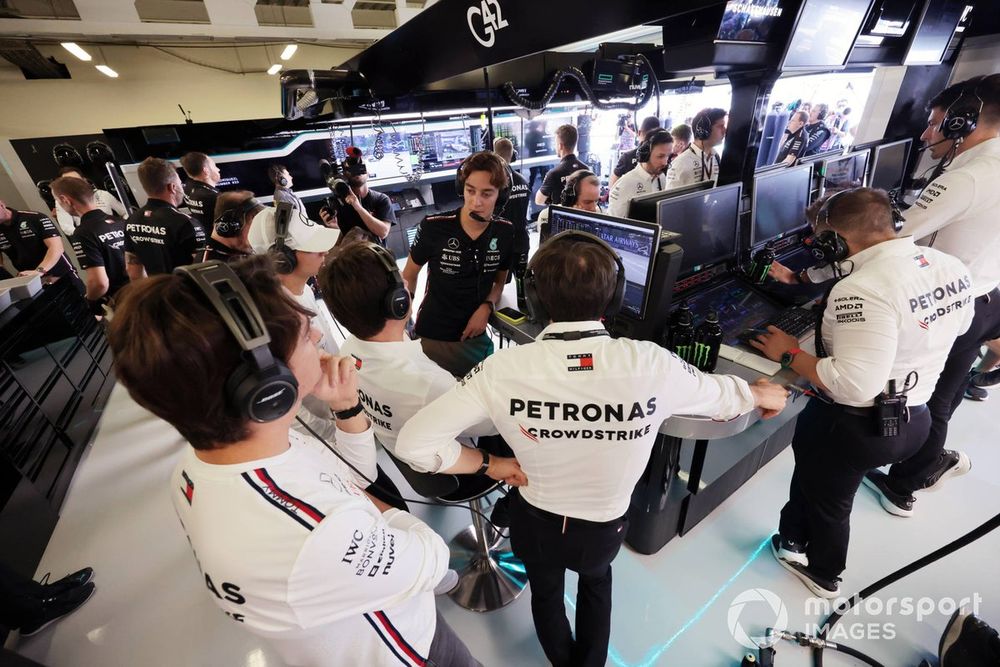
[567, 353, 594, 372]
[519, 424, 539, 442]
[914, 254, 930, 268]
[351, 354, 362, 370]
[918, 319, 929, 330]
[181, 470, 195, 505]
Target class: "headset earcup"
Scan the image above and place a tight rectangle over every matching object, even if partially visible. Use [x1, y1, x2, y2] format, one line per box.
[606, 267, 627, 320]
[226, 361, 299, 423]
[385, 287, 411, 320]
[523, 267, 547, 324]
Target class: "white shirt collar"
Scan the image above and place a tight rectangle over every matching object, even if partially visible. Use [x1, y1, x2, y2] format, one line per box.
[626, 163, 664, 185]
[949, 136, 1000, 170]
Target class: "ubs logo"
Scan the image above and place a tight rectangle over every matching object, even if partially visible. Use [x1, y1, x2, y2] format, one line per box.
[467, 0, 508, 48]
[447, 237, 460, 250]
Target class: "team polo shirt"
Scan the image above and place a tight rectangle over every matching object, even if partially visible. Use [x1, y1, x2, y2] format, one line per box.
[183, 179, 219, 237]
[816, 238, 973, 407]
[55, 188, 127, 236]
[613, 148, 640, 178]
[775, 128, 810, 164]
[71, 209, 128, 298]
[409, 209, 514, 342]
[287, 285, 340, 355]
[502, 169, 531, 254]
[607, 163, 666, 218]
[333, 189, 397, 246]
[171, 427, 449, 667]
[124, 198, 205, 275]
[396, 321, 756, 521]
[539, 154, 587, 205]
[0, 210, 73, 278]
[665, 144, 720, 190]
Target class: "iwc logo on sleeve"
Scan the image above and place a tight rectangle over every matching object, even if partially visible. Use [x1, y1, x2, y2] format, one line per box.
[467, 0, 508, 48]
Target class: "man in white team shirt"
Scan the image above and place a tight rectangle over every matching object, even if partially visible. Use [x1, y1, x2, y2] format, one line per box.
[606, 129, 673, 218]
[664, 107, 726, 190]
[108, 255, 482, 667]
[396, 231, 788, 667]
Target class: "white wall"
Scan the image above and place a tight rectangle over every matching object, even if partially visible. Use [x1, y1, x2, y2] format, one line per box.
[0, 42, 359, 211]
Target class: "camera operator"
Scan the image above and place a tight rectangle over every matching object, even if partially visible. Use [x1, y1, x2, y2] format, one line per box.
[665, 108, 726, 190]
[607, 130, 673, 218]
[318, 148, 395, 246]
[180, 152, 222, 238]
[396, 230, 787, 666]
[123, 157, 205, 278]
[402, 151, 514, 378]
[750, 188, 973, 598]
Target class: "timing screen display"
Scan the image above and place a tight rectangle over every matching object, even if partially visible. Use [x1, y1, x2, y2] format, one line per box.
[752, 165, 811, 245]
[657, 184, 741, 277]
[548, 209, 658, 318]
[870, 142, 909, 193]
[681, 278, 783, 346]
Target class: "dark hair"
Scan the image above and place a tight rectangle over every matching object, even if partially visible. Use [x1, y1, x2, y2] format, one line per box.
[695, 107, 728, 129]
[493, 137, 514, 162]
[671, 124, 692, 143]
[268, 164, 289, 186]
[555, 124, 578, 152]
[318, 240, 392, 339]
[639, 116, 661, 134]
[108, 255, 312, 450]
[928, 74, 1000, 125]
[647, 129, 674, 149]
[792, 110, 809, 124]
[213, 190, 256, 222]
[459, 151, 510, 191]
[809, 187, 895, 238]
[530, 236, 618, 322]
[137, 157, 179, 195]
[180, 152, 211, 178]
[57, 165, 85, 177]
[814, 103, 829, 121]
[50, 176, 94, 203]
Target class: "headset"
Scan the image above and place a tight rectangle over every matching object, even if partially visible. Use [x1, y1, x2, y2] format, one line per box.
[174, 261, 299, 423]
[560, 169, 597, 207]
[35, 180, 55, 209]
[269, 202, 297, 274]
[635, 129, 673, 164]
[269, 164, 290, 188]
[693, 111, 714, 141]
[367, 243, 411, 320]
[806, 189, 853, 265]
[215, 197, 262, 238]
[52, 144, 84, 169]
[454, 155, 511, 215]
[524, 230, 626, 324]
[940, 78, 984, 142]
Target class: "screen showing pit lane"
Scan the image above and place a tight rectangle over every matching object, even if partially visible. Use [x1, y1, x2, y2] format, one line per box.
[547, 209, 659, 319]
[752, 163, 812, 245]
[657, 183, 741, 277]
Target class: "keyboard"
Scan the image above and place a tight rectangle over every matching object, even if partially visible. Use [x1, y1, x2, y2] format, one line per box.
[739, 307, 817, 343]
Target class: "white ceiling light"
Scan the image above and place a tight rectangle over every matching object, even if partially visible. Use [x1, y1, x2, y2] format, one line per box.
[95, 65, 119, 78]
[280, 44, 298, 60]
[61, 42, 92, 61]
[267, 63, 282, 75]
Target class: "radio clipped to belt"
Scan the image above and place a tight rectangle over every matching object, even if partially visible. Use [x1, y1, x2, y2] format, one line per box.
[873, 372, 918, 437]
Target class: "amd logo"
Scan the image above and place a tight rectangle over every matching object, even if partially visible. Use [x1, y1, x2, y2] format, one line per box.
[467, 0, 508, 48]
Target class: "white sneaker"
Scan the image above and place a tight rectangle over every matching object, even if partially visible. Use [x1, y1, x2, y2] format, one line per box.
[433, 569, 459, 596]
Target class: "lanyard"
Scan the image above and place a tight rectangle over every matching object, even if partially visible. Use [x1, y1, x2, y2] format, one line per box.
[542, 330, 610, 341]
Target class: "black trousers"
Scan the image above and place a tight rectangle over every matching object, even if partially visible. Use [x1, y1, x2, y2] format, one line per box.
[508, 493, 627, 667]
[889, 290, 1000, 494]
[0, 563, 44, 631]
[366, 465, 409, 512]
[426, 611, 482, 667]
[779, 399, 930, 581]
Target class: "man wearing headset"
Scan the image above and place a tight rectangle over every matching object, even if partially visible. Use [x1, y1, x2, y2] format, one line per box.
[537, 169, 603, 227]
[396, 232, 788, 667]
[180, 152, 222, 238]
[202, 191, 268, 262]
[269, 164, 306, 213]
[769, 75, 1000, 516]
[123, 157, 206, 278]
[607, 130, 673, 218]
[665, 107, 726, 190]
[750, 188, 973, 598]
[108, 255, 484, 667]
[319, 149, 396, 246]
[402, 151, 515, 378]
[609, 116, 661, 188]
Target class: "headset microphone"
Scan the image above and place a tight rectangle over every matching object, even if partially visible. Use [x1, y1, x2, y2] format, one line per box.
[469, 211, 489, 223]
[917, 138, 953, 152]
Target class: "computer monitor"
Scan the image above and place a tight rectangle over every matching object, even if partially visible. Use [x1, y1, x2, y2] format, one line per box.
[546, 207, 660, 319]
[870, 139, 911, 193]
[626, 181, 713, 223]
[751, 163, 813, 246]
[822, 151, 869, 195]
[656, 182, 742, 278]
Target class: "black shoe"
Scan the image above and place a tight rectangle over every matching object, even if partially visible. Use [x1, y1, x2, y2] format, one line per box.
[940, 609, 1000, 666]
[923, 450, 972, 492]
[964, 383, 989, 402]
[20, 582, 96, 637]
[38, 567, 94, 597]
[863, 471, 915, 517]
[771, 532, 809, 567]
[770, 534, 840, 598]
[970, 367, 1000, 390]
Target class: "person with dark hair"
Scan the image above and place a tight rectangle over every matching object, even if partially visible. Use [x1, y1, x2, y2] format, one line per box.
[107, 254, 484, 667]
[180, 151, 221, 238]
[492, 137, 530, 258]
[802, 103, 832, 157]
[201, 190, 267, 262]
[402, 151, 515, 377]
[269, 164, 305, 212]
[607, 129, 673, 217]
[535, 124, 586, 207]
[750, 188, 973, 598]
[396, 231, 788, 667]
[50, 176, 128, 310]
[665, 107, 726, 189]
[670, 123, 692, 158]
[0, 199, 79, 288]
[123, 157, 205, 277]
[609, 116, 661, 187]
[775, 110, 811, 165]
[319, 149, 396, 246]
[52, 166, 127, 236]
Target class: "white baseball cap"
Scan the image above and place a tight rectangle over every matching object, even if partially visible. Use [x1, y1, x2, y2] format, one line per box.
[248, 206, 340, 255]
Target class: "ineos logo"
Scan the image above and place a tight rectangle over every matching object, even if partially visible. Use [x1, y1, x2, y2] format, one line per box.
[467, 0, 508, 48]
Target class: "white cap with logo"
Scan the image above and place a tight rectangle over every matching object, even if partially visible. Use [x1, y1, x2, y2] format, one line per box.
[248, 206, 340, 254]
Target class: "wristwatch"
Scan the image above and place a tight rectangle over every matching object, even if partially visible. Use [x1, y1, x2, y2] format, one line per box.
[482, 300, 496, 314]
[333, 401, 365, 420]
[475, 449, 491, 475]
[781, 348, 803, 369]
[35, 266, 47, 275]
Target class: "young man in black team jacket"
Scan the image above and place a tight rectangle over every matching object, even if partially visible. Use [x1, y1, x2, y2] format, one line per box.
[402, 151, 514, 378]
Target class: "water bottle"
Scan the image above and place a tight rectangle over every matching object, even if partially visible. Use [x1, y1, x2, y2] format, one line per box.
[693, 311, 724, 372]
[748, 242, 775, 284]
[663, 299, 691, 348]
[670, 309, 695, 363]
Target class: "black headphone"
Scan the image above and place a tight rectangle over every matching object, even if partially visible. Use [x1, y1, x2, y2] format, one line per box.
[636, 129, 672, 164]
[52, 144, 84, 169]
[215, 197, 262, 238]
[367, 243, 411, 320]
[524, 230, 626, 323]
[940, 80, 984, 141]
[36, 180, 55, 209]
[560, 169, 597, 207]
[174, 261, 299, 423]
[269, 202, 297, 274]
[278, 175, 289, 187]
[693, 112, 713, 141]
[455, 156, 511, 215]
[805, 189, 852, 264]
